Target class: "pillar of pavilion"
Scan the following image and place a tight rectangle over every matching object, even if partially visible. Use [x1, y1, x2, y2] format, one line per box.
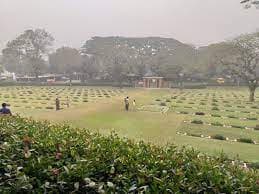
[143, 76, 164, 88]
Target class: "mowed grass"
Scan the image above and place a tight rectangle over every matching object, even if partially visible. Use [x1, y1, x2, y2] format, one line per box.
[1, 86, 259, 162]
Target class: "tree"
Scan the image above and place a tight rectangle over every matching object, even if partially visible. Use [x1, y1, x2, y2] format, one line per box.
[219, 34, 259, 102]
[241, 0, 259, 9]
[111, 56, 127, 87]
[49, 47, 82, 74]
[2, 29, 54, 78]
[80, 55, 99, 82]
[0, 64, 3, 73]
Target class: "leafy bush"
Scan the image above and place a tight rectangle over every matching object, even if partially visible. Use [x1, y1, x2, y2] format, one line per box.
[155, 99, 161, 101]
[254, 125, 259, 130]
[237, 138, 254, 144]
[166, 99, 171, 102]
[191, 120, 203, 124]
[211, 134, 226, 141]
[1, 116, 259, 193]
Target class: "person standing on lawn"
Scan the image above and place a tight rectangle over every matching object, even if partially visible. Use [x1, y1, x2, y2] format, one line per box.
[132, 99, 136, 111]
[124, 96, 130, 111]
[55, 97, 60, 111]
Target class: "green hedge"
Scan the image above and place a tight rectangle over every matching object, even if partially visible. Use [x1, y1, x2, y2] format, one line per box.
[0, 117, 259, 193]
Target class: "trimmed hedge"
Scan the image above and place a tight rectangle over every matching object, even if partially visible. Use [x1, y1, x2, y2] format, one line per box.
[211, 122, 224, 127]
[1, 116, 259, 193]
[211, 134, 226, 141]
[211, 114, 221, 118]
[191, 120, 203, 124]
[237, 138, 254, 144]
[195, 112, 205, 116]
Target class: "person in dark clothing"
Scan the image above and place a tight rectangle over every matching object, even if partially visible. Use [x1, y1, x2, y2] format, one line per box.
[124, 97, 130, 111]
[0, 103, 12, 116]
[55, 97, 60, 111]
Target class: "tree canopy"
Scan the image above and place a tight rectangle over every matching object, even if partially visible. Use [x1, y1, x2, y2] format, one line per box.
[219, 33, 259, 101]
[241, 0, 259, 9]
[2, 29, 54, 77]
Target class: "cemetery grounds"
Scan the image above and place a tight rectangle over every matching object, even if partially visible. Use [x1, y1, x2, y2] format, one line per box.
[1, 86, 259, 162]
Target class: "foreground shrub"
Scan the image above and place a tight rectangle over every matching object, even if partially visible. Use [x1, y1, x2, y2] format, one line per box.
[211, 134, 226, 141]
[237, 138, 254, 144]
[0, 117, 259, 193]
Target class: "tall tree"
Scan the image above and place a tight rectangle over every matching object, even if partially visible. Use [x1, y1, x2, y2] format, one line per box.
[80, 55, 99, 82]
[111, 56, 127, 87]
[49, 47, 82, 75]
[2, 29, 54, 78]
[219, 34, 259, 102]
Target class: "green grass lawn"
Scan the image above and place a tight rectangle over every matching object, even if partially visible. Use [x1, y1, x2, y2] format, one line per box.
[1, 86, 259, 162]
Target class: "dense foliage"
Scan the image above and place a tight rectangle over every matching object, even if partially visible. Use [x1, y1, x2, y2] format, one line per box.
[1, 117, 259, 193]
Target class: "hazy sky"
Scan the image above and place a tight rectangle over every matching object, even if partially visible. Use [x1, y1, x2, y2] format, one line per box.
[1, 0, 259, 50]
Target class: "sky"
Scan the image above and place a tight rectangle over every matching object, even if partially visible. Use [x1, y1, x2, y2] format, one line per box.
[1, 0, 259, 50]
